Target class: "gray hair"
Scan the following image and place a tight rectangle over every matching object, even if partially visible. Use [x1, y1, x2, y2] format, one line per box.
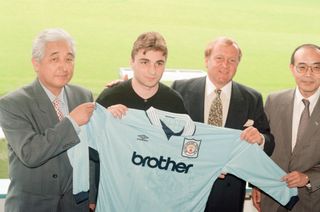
[32, 28, 75, 62]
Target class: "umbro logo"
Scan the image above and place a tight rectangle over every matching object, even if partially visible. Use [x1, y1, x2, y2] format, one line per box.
[137, 134, 149, 142]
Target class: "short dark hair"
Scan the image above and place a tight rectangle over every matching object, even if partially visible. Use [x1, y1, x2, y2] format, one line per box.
[290, 44, 320, 65]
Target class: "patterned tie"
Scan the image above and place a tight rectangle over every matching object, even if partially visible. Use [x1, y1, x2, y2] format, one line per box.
[52, 98, 64, 121]
[296, 99, 310, 142]
[208, 89, 223, 127]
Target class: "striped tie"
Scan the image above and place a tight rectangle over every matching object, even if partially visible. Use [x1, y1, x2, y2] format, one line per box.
[52, 98, 64, 121]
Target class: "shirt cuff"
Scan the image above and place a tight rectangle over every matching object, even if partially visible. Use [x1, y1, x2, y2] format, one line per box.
[259, 133, 265, 149]
[66, 115, 81, 134]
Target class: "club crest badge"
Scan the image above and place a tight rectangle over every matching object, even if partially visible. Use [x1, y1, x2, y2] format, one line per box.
[182, 138, 201, 158]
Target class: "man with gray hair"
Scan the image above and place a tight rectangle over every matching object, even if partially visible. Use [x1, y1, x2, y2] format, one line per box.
[0, 28, 95, 211]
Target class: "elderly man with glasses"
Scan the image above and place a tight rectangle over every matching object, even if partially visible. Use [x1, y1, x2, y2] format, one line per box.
[252, 44, 320, 212]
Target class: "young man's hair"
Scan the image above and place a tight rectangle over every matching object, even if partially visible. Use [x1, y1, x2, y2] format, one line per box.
[131, 32, 168, 60]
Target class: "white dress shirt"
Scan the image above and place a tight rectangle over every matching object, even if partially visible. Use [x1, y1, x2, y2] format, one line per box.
[39, 81, 80, 133]
[204, 77, 265, 147]
[204, 76, 232, 126]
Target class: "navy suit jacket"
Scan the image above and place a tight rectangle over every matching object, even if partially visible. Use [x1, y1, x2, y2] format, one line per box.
[172, 76, 274, 212]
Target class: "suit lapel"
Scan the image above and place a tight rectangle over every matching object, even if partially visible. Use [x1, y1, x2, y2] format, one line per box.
[225, 82, 246, 129]
[277, 90, 294, 161]
[32, 79, 60, 124]
[64, 85, 76, 112]
[187, 77, 206, 122]
[307, 97, 320, 138]
[196, 77, 206, 122]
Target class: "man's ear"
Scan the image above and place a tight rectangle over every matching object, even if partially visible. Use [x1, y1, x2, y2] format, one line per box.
[130, 58, 134, 66]
[204, 56, 209, 69]
[31, 58, 39, 73]
[289, 64, 295, 75]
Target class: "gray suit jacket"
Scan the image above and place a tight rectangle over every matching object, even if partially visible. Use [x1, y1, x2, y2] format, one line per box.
[172, 76, 274, 212]
[0, 79, 93, 212]
[261, 89, 320, 212]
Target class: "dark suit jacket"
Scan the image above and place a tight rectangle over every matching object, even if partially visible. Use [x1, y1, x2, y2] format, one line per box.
[172, 76, 274, 212]
[0, 79, 93, 212]
[261, 89, 320, 212]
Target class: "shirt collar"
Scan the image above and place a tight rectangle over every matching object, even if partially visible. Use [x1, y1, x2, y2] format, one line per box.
[146, 106, 196, 136]
[294, 87, 320, 108]
[205, 76, 232, 98]
[39, 80, 66, 104]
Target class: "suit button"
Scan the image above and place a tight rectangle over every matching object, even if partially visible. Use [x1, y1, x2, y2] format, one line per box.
[52, 174, 58, 178]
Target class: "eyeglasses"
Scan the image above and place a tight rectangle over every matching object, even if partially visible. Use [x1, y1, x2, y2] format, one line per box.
[295, 64, 320, 74]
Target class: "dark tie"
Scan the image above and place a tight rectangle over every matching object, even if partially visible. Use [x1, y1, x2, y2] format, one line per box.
[52, 98, 64, 121]
[296, 99, 310, 142]
[208, 89, 222, 127]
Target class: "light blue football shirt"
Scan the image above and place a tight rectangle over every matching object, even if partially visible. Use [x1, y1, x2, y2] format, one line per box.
[70, 104, 298, 212]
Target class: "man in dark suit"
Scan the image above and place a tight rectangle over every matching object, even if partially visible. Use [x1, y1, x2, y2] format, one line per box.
[0, 28, 95, 212]
[171, 37, 274, 212]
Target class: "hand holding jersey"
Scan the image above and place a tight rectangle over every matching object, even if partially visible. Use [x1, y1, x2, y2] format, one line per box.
[69, 104, 298, 212]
